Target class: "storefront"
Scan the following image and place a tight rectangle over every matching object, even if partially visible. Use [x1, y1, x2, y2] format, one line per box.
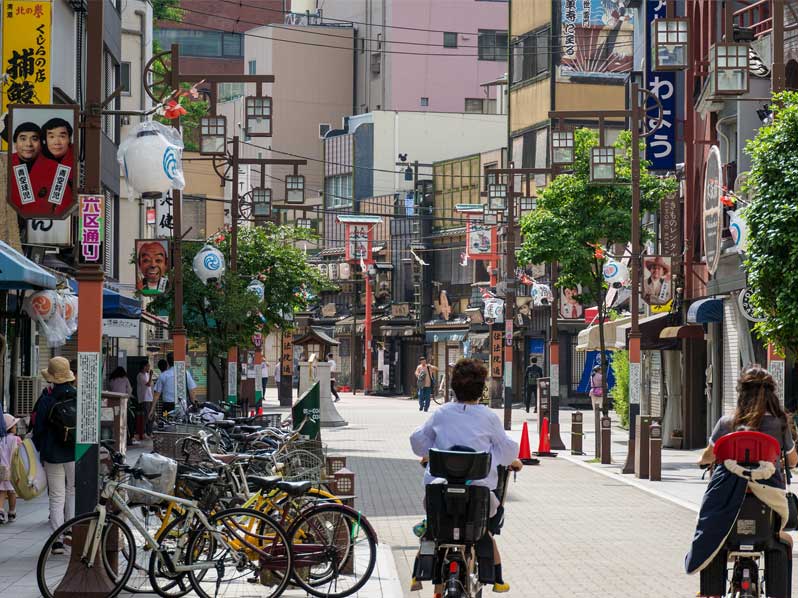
[425, 321, 469, 400]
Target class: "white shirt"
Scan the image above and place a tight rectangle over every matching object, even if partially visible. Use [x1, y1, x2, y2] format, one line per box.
[153, 367, 197, 404]
[410, 402, 519, 492]
[263, 363, 269, 379]
[137, 371, 154, 403]
[328, 359, 337, 374]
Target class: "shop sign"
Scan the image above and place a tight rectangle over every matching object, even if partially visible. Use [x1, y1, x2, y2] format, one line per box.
[644, 0, 676, 170]
[702, 146, 723, 275]
[102, 318, 138, 338]
[391, 303, 409, 318]
[78, 194, 104, 264]
[281, 332, 294, 377]
[466, 221, 495, 260]
[490, 330, 503, 378]
[660, 192, 681, 257]
[738, 287, 765, 323]
[27, 217, 71, 244]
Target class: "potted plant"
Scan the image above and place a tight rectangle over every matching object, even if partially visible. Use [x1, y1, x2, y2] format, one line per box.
[670, 429, 684, 450]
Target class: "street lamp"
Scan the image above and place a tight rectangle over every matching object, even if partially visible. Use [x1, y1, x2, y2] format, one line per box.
[519, 195, 536, 218]
[488, 183, 507, 210]
[404, 165, 413, 181]
[245, 95, 273, 137]
[252, 187, 272, 217]
[285, 174, 305, 204]
[652, 18, 689, 71]
[296, 218, 313, 230]
[551, 129, 575, 166]
[590, 147, 616, 183]
[710, 43, 750, 95]
[199, 116, 227, 155]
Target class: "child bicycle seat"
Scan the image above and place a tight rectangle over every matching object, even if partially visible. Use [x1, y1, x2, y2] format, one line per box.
[713, 430, 780, 466]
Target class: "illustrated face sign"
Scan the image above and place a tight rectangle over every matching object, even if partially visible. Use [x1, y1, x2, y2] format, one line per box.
[641, 255, 672, 306]
[559, 286, 583, 319]
[467, 222, 493, 258]
[136, 239, 170, 295]
[6, 105, 79, 219]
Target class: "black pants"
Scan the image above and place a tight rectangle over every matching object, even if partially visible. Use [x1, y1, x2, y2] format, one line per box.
[331, 379, 340, 400]
[524, 385, 537, 412]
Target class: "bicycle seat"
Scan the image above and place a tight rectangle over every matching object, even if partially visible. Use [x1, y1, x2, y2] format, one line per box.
[179, 472, 219, 485]
[276, 480, 313, 496]
[212, 453, 251, 465]
[247, 475, 282, 492]
[237, 425, 262, 434]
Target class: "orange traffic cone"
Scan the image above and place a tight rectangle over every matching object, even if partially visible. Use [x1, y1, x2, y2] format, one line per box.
[534, 417, 558, 458]
[518, 422, 539, 465]
[257, 406, 263, 415]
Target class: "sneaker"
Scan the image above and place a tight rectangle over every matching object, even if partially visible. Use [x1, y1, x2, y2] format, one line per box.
[493, 582, 510, 593]
[0, 511, 5, 524]
[412, 519, 427, 538]
[6, 512, 15, 522]
[52, 541, 65, 555]
[409, 577, 423, 591]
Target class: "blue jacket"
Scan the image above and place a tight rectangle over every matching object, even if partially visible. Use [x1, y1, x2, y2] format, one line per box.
[32, 383, 76, 464]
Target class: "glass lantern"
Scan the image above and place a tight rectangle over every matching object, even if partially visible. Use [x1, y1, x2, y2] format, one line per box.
[711, 43, 749, 95]
[551, 130, 575, 166]
[285, 175, 305, 204]
[652, 18, 689, 71]
[519, 196, 536, 218]
[199, 116, 227, 156]
[245, 96, 273, 137]
[488, 183, 507, 211]
[252, 187, 272, 217]
[590, 147, 616, 182]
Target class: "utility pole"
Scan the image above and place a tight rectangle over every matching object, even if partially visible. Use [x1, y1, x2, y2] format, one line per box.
[228, 135, 240, 408]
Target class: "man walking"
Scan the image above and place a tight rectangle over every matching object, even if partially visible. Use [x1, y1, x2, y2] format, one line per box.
[415, 356, 438, 412]
[327, 353, 341, 402]
[524, 356, 544, 413]
[153, 353, 198, 417]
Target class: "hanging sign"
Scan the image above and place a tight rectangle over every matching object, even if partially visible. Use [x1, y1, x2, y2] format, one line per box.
[282, 332, 294, 378]
[491, 330, 503, 378]
[155, 193, 174, 237]
[738, 287, 765, 323]
[660, 192, 681, 257]
[644, 0, 677, 170]
[702, 146, 723, 275]
[78, 194, 105, 264]
[466, 221, 496, 260]
[641, 256, 672, 306]
[135, 239, 170, 295]
[27, 217, 71, 245]
[345, 223, 371, 262]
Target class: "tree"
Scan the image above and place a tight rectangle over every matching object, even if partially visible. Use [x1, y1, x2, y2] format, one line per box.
[151, 0, 183, 22]
[744, 91, 798, 353]
[519, 128, 676, 413]
[147, 224, 332, 398]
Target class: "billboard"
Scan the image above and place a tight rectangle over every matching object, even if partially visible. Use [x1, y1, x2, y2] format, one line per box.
[135, 239, 170, 296]
[559, 0, 633, 82]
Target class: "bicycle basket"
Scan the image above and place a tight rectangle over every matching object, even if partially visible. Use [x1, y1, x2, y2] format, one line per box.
[279, 449, 324, 482]
[128, 453, 178, 506]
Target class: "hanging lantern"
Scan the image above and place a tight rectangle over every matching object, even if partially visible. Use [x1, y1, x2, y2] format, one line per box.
[192, 244, 226, 285]
[117, 120, 186, 196]
[247, 279, 266, 302]
[551, 129, 575, 166]
[602, 259, 629, 287]
[729, 210, 748, 254]
[26, 290, 58, 321]
[530, 282, 553, 306]
[590, 147, 616, 182]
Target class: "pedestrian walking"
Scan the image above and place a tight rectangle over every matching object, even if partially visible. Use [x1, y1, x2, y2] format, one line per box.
[589, 365, 604, 411]
[327, 353, 341, 402]
[524, 356, 544, 413]
[137, 362, 154, 438]
[153, 353, 198, 418]
[32, 357, 77, 553]
[0, 414, 22, 524]
[415, 356, 438, 412]
[261, 361, 270, 399]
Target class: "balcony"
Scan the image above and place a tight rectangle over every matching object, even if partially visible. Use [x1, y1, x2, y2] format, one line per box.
[734, 0, 774, 38]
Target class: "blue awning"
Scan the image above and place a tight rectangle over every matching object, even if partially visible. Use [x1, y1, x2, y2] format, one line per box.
[425, 330, 468, 344]
[68, 280, 142, 319]
[0, 240, 57, 290]
[687, 298, 724, 324]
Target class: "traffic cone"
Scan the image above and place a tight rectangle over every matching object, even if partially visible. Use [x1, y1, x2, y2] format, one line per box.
[534, 417, 558, 458]
[257, 406, 263, 415]
[518, 422, 539, 465]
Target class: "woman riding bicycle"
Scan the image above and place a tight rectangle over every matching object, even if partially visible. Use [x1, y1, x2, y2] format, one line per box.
[410, 358, 522, 595]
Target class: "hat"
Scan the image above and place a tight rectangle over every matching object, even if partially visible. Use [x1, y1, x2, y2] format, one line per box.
[3, 413, 19, 432]
[41, 356, 75, 384]
[644, 256, 670, 274]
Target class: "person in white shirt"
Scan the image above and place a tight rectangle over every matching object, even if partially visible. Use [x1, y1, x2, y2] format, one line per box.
[136, 361, 154, 437]
[327, 353, 340, 402]
[153, 353, 197, 415]
[410, 358, 522, 594]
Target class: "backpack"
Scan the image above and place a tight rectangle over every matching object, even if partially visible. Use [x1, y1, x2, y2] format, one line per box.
[11, 438, 47, 500]
[48, 391, 77, 446]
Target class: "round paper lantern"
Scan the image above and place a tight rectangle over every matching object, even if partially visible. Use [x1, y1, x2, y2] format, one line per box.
[530, 282, 553, 306]
[29, 290, 57, 321]
[247, 279, 265, 301]
[729, 210, 748, 254]
[602, 259, 629, 287]
[192, 244, 226, 285]
[118, 121, 185, 195]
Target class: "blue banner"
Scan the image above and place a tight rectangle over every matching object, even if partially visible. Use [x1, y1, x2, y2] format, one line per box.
[644, 0, 677, 170]
[577, 351, 616, 394]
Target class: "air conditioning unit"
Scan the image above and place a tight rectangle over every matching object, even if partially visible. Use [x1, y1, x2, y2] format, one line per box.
[15, 376, 43, 417]
[319, 123, 331, 139]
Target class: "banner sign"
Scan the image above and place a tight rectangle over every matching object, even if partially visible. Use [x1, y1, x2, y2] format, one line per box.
[466, 221, 496, 260]
[660, 192, 681, 257]
[345, 223, 371, 263]
[155, 193, 174, 237]
[490, 330, 503, 378]
[702, 146, 723, 275]
[102, 318, 139, 338]
[281, 332, 294, 378]
[641, 255, 672, 306]
[78, 193, 104, 264]
[1, 0, 51, 151]
[645, 0, 677, 170]
[135, 239, 169, 295]
[559, 286, 584, 319]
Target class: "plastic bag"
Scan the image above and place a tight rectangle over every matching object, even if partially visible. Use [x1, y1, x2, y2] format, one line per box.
[127, 452, 178, 505]
[23, 290, 68, 347]
[117, 120, 185, 197]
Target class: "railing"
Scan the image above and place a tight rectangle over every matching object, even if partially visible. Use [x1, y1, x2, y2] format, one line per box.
[734, 0, 774, 38]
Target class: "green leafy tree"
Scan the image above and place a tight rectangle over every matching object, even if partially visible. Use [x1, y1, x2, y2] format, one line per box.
[147, 224, 331, 398]
[519, 128, 676, 412]
[744, 91, 798, 353]
[152, 0, 183, 22]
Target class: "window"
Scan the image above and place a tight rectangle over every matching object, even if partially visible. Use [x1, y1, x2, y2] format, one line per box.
[511, 27, 550, 83]
[420, 97, 429, 107]
[154, 29, 243, 58]
[443, 32, 457, 48]
[325, 174, 353, 208]
[478, 29, 508, 61]
[248, 60, 257, 75]
[223, 33, 242, 57]
[102, 50, 119, 143]
[120, 62, 131, 95]
[465, 98, 484, 113]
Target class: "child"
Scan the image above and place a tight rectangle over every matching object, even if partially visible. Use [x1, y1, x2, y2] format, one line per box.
[0, 414, 23, 523]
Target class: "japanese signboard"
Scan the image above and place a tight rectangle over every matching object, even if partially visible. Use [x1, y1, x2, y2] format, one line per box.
[660, 192, 681, 257]
[7, 105, 78, 218]
[490, 330, 503, 378]
[1, 0, 51, 151]
[78, 194, 105, 265]
[345, 223, 371, 263]
[738, 287, 765, 323]
[641, 256, 672, 306]
[282, 332, 294, 378]
[102, 318, 139, 338]
[135, 239, 170, 295]
[26, 216, 71, 244]
[559, 286, 583, 319]
[466, 221, 495, 260]
[702, 146, 723, 275]
[155, 193, 174, 237]
[76, 351, 101, 445]
[559, 0, 633, 82]
[645, 0, 677, 170]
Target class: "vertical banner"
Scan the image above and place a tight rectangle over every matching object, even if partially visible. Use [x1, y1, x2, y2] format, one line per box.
[1, 0, 52, 151]
[174, 360, 186, 404]
[550, 363, 560, 397]
[490, 330, 503, 378]
[660, 192, 681, 257]
[76, 351, 101, 447]
[227, 360, 237, 404]
[629, 361, 641, 405]
[345, 223, 371, 262]
[78, 193, 105, 264]
[156, 193, 174, 237]
[645, 0, 677, 170]
[281, 332, 294, 377]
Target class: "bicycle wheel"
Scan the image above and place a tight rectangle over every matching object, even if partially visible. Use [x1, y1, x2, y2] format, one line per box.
[288, 503, 378, 598]
[147, 512, 199, 598]
[185, 507, 293, 598]
[37, 511, 136, 598]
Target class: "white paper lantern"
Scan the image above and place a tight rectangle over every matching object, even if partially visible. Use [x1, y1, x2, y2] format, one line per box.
[729, 210, 748, 254]
[602, 259, 629, 286]
[26, 290, 58, 321]
[192, 244, 226, 285]
[118, 120, 185, 195]
[247, 279, 265, 301]
[530, 282, 553, 306]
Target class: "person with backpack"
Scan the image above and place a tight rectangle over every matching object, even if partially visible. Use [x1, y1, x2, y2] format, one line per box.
[524, 356, 544, 413]
[32, 357, 77, 554]
[0, 414, 22, 524]
[415, 356, 438, 412]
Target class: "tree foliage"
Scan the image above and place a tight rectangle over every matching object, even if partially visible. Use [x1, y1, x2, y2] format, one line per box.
[151, 0, 183, 22]
[147, 224, 332, 386]
[744, 91, 798, 353]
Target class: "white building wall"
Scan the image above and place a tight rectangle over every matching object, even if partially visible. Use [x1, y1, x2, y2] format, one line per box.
[51, 0, 78, 100]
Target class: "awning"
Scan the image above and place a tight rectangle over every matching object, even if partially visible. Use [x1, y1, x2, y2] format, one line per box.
[293, 326, 340, 347]
[576, 317, 631, 352]
[382, 326, 417, 337]
[687, 298, 724, 324]
[426, 330, 468, 343]
[660, 324, 705, 340]
[0, 240, 57, 290]
[614, 312, 679, 351]
[68, 280, 142, 319]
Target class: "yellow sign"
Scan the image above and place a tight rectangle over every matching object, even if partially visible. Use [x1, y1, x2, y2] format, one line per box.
[650, 300, 673, 314]
[1, 0, 52, 150]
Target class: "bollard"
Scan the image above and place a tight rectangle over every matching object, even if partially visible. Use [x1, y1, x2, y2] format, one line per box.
[333, 468, 356, 574]
[649, 421, 662, 482]
[594, 406, 601, 458]
[600, 416, 612, 464]
[634, 416, 652, 479]
[571, 412, 584, 455]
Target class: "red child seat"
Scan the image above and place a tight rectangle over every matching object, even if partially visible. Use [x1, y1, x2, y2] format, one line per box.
[713, 430, 780, 466]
